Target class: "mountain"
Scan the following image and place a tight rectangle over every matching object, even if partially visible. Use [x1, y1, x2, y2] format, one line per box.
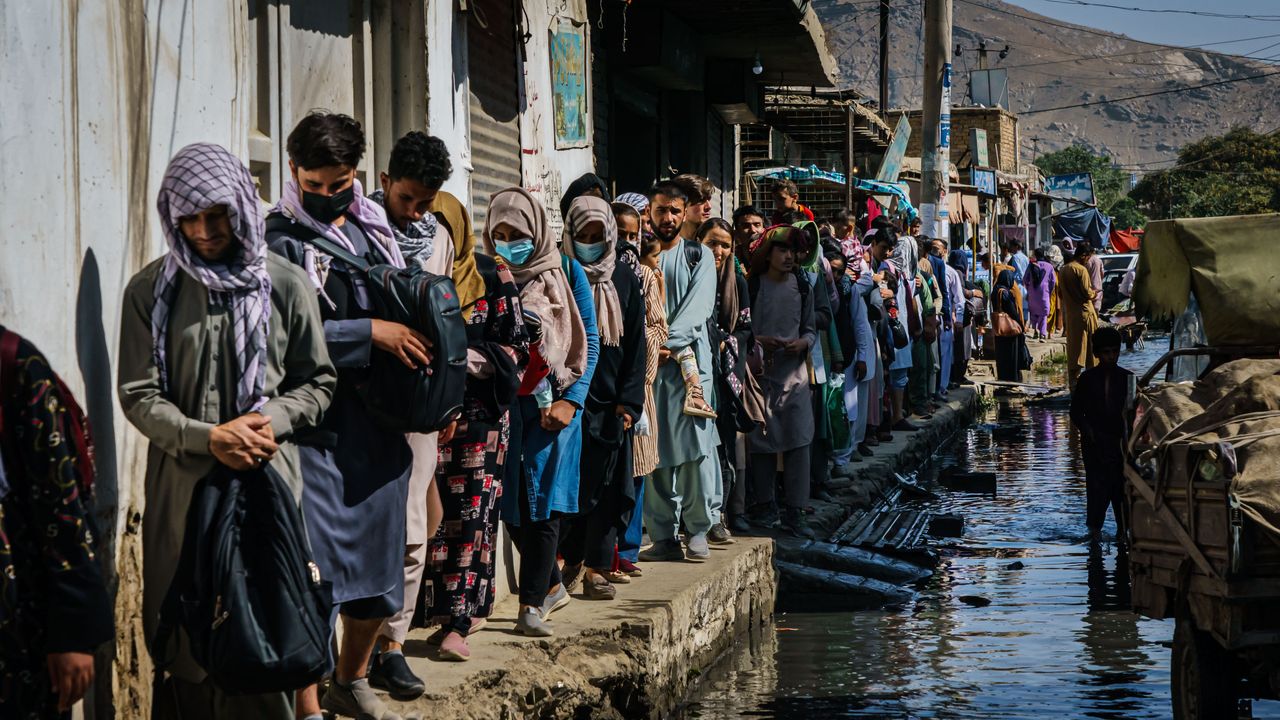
[814, 0, 1280, 170]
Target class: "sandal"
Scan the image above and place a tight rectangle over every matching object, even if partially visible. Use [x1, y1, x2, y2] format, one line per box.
[562, 562, 584, 594]
[617, 558, 643, 577]
[599, 569, 631, 584]
[682, 384, 718, 419]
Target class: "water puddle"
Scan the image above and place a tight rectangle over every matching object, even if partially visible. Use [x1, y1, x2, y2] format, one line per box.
[683, 341, 1280, 718]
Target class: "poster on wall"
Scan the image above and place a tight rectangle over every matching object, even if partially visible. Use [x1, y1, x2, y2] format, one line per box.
[550, 20, 589, 149]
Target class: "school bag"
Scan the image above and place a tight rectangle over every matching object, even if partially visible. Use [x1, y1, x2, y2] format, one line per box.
[151, 463, 332, 697]
[266, 214, 467, 433]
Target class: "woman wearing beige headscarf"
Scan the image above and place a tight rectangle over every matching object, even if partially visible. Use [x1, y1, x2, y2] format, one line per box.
[486, 187, 599, 637]
[558, 195, 647, 601]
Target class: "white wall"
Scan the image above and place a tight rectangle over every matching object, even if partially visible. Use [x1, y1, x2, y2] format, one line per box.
[426, 0, 472, 202]
[518, 0, 595, 233]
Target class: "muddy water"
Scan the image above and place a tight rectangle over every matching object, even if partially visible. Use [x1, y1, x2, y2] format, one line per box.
[684, 342, 1280, 719]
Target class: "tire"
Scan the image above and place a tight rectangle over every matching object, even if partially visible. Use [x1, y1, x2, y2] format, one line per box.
[1172, 615, 1241, 719]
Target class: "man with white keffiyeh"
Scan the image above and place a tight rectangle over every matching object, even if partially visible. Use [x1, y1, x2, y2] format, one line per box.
[118, 142, 336, 719]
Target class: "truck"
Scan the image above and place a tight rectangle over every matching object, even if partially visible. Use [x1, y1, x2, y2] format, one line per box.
[1125, 214, 1280, 719]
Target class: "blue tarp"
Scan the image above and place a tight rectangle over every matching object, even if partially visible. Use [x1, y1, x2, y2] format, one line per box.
[747, 166, 919, 220]
[1054, 207, 1112, 250]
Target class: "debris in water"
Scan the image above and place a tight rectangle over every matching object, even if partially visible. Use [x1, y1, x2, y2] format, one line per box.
[958, 595, 992, 607]
[938, 466, 998, 494]
[774, 537, 933, 584]
[776, 561, 914, 611]
[1006, 561, 1025, 570]
[928, 514, 964, 538]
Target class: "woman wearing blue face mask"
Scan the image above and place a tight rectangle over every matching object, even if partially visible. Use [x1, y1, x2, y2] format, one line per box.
[558, 196, 648, 601]
[483, 188, 599, 637]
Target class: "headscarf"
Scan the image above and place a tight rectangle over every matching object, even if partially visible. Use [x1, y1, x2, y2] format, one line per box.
[615, 192, 649, 215]
[947, 249, 968, 274]
[562, 196, 622, 346]
[272, 176, 404, 309]
[430, 190, 486, 320]
[368, 187, 439, 267]
[485, 187, 587, 385]
[994, 269, 1021, 317]
[791, 220, 823, 273]
[1046, 244, 1064, 269]
[715, 242, 742, 334]
[559, 172, 611, 219]
[750, 225, 800, 277]
[153, 143, 272, 414]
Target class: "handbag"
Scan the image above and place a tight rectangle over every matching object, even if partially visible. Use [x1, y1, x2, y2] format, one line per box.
[266, 214, 468, 433]
[992, 289, 1023, 338]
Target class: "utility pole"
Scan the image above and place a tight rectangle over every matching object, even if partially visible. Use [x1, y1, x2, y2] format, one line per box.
[879, 0, 891, 118]
[921, 0, 953, 241]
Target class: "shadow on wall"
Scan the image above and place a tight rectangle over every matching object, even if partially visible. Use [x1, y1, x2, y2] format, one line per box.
[74, 249, 119, 720]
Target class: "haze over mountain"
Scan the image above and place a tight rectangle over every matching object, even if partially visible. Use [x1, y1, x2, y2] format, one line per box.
[815, 0, 1280, 170]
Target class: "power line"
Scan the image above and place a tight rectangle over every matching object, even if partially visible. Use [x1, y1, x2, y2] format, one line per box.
[1037, 0, 1280, 22]
[1021, 67, 1280, 114]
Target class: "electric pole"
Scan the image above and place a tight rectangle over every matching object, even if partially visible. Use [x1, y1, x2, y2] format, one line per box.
[921, 0, 953, 241]
[879, 0, 891, 118]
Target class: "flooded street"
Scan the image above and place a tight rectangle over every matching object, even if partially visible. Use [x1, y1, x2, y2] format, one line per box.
[686, 341, 1280, 719]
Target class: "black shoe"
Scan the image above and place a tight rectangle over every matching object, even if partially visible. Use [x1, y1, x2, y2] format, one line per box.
[748, 504, 781, 529]
[857, 443, 874, 457]
[728, 514, 752, 534]
[782, 507, 818, 540]
[892, 420, 919, 432]
[368, 650, 425, 701]
[811, 487, 836, 503]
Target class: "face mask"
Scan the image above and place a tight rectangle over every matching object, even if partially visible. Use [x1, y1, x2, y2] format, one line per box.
[495, 237, 536, 266]
[573, 240, 608, 264]
[301, 184, 355, 225]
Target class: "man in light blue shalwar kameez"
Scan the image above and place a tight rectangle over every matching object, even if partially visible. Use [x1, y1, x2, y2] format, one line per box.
[641, 182, 722, 562]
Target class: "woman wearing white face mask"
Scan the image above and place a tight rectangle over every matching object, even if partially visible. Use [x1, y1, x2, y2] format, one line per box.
[557, 196, 648, 601]
[483, 188, 600, 637]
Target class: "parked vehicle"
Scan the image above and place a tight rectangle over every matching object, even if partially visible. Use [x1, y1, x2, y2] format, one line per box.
[1124, 214, 1280, 719]
[1099, 251, 1137, 316]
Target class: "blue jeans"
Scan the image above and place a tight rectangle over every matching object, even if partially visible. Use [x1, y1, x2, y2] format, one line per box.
[619, 477, 645, 562]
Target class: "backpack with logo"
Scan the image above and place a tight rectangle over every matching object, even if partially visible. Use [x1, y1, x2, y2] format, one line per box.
[151, 463, 332, 697]
[266, 214, 467, 433]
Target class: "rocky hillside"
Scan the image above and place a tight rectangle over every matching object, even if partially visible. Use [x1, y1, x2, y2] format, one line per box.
[816, 0, 1280, 168]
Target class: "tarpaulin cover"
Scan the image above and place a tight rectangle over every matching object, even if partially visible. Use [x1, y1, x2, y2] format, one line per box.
[1135, 359, 1280, 543]
[1134, 214, 1280, 347]
[1053, 207, 1112, 250]
[1110, 228, 1141, 253]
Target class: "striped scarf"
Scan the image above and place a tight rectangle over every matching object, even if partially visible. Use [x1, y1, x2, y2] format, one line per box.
[153, 143, 272, 414]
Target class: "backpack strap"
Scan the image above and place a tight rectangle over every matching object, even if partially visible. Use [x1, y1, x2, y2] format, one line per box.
[265, 213, 371, 272]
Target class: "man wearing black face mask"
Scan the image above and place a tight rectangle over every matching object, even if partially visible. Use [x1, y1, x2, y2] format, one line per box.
[266, 112, 417, 720]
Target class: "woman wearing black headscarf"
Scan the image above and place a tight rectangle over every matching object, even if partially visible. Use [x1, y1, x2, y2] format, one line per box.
[559, 172, 611, 220]
[992, 269, 1027, 382]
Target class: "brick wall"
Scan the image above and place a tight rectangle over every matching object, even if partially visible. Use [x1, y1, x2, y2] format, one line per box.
[904, 107, 1020, 172]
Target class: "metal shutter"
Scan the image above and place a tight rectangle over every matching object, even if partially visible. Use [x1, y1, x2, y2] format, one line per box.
[467, 0, 521, 231]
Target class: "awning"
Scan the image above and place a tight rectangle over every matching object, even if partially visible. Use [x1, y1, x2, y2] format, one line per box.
[1110, 228, 1142, 253]
[745, 166, 918, 219]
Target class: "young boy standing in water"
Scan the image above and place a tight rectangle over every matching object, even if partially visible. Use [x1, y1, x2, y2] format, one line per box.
[1069, 326, 1132, 545]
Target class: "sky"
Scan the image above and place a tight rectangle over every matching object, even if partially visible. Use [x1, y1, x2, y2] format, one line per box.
[1005, 0, 1280, 61]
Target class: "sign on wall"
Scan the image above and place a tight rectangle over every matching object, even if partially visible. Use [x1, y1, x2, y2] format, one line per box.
[1044, 172, 1095, 214]
[550, 20, 589, 149]
[875, 115, 912, 183]
[970, 128, 989, 167]
[971, 168, 996, 197]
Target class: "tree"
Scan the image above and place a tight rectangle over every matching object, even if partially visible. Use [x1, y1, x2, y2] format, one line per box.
[1130, 127, 1280, 220]
[1034, 145, 1132, 219]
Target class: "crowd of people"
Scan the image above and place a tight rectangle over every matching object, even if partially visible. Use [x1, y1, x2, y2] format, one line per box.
[1, 109, 1127, 720]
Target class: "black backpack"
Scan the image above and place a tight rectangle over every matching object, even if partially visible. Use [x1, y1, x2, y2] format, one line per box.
[266, 214, 468, 433]
[151, 464, 331, 697]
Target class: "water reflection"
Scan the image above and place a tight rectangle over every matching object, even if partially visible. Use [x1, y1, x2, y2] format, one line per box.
[684, 342, 1280, 718]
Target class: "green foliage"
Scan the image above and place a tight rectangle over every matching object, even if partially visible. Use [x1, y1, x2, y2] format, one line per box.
[1130, 127, 1280, 220]
[1034, 145, 1130, 216]
[1108, 197, 1146, 231]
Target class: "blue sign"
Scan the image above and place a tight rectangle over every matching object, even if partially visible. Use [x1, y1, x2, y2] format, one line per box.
[943, 62, 952, 88]
[972, 168, 996, 197]
[1044, 172, 1096, 213]
[940, 114, 951, 148]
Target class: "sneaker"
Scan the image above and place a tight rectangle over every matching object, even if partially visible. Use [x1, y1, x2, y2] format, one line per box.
[685, 533, 711, 561]
[583, 572, 617, 600]
[781, 507, 818, 540]
[367, 652, 425, 701]
[638, 538, 685, 562]
[516, 606, 554, 637]
[707, 522, 735, 545]
[322, 677, 403, 720]
[728, 514, 752, 534]
[617, 558, 644, 577]
[831, 464, 857, 479]
[437, 631, 470, 662]
[540, 584, 571, 619]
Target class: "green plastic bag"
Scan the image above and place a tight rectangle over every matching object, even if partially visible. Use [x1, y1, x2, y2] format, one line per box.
[825, 373, 851, 453]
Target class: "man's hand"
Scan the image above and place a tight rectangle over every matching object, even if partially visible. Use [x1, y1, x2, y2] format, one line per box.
[438, 420, 458, 445]
[854, 361, 867, 381]
[540, 400, 578, 431]
[785, 338, 809, 356]
[615, 405, 633, 431]
[371, 319, 433, 369]
[210, 413, 279, 470]
[879, 288, 894, 299]
[658, 347, 672, 364]
[758, 336, 781, 352]
[47, 652, 94, 713]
